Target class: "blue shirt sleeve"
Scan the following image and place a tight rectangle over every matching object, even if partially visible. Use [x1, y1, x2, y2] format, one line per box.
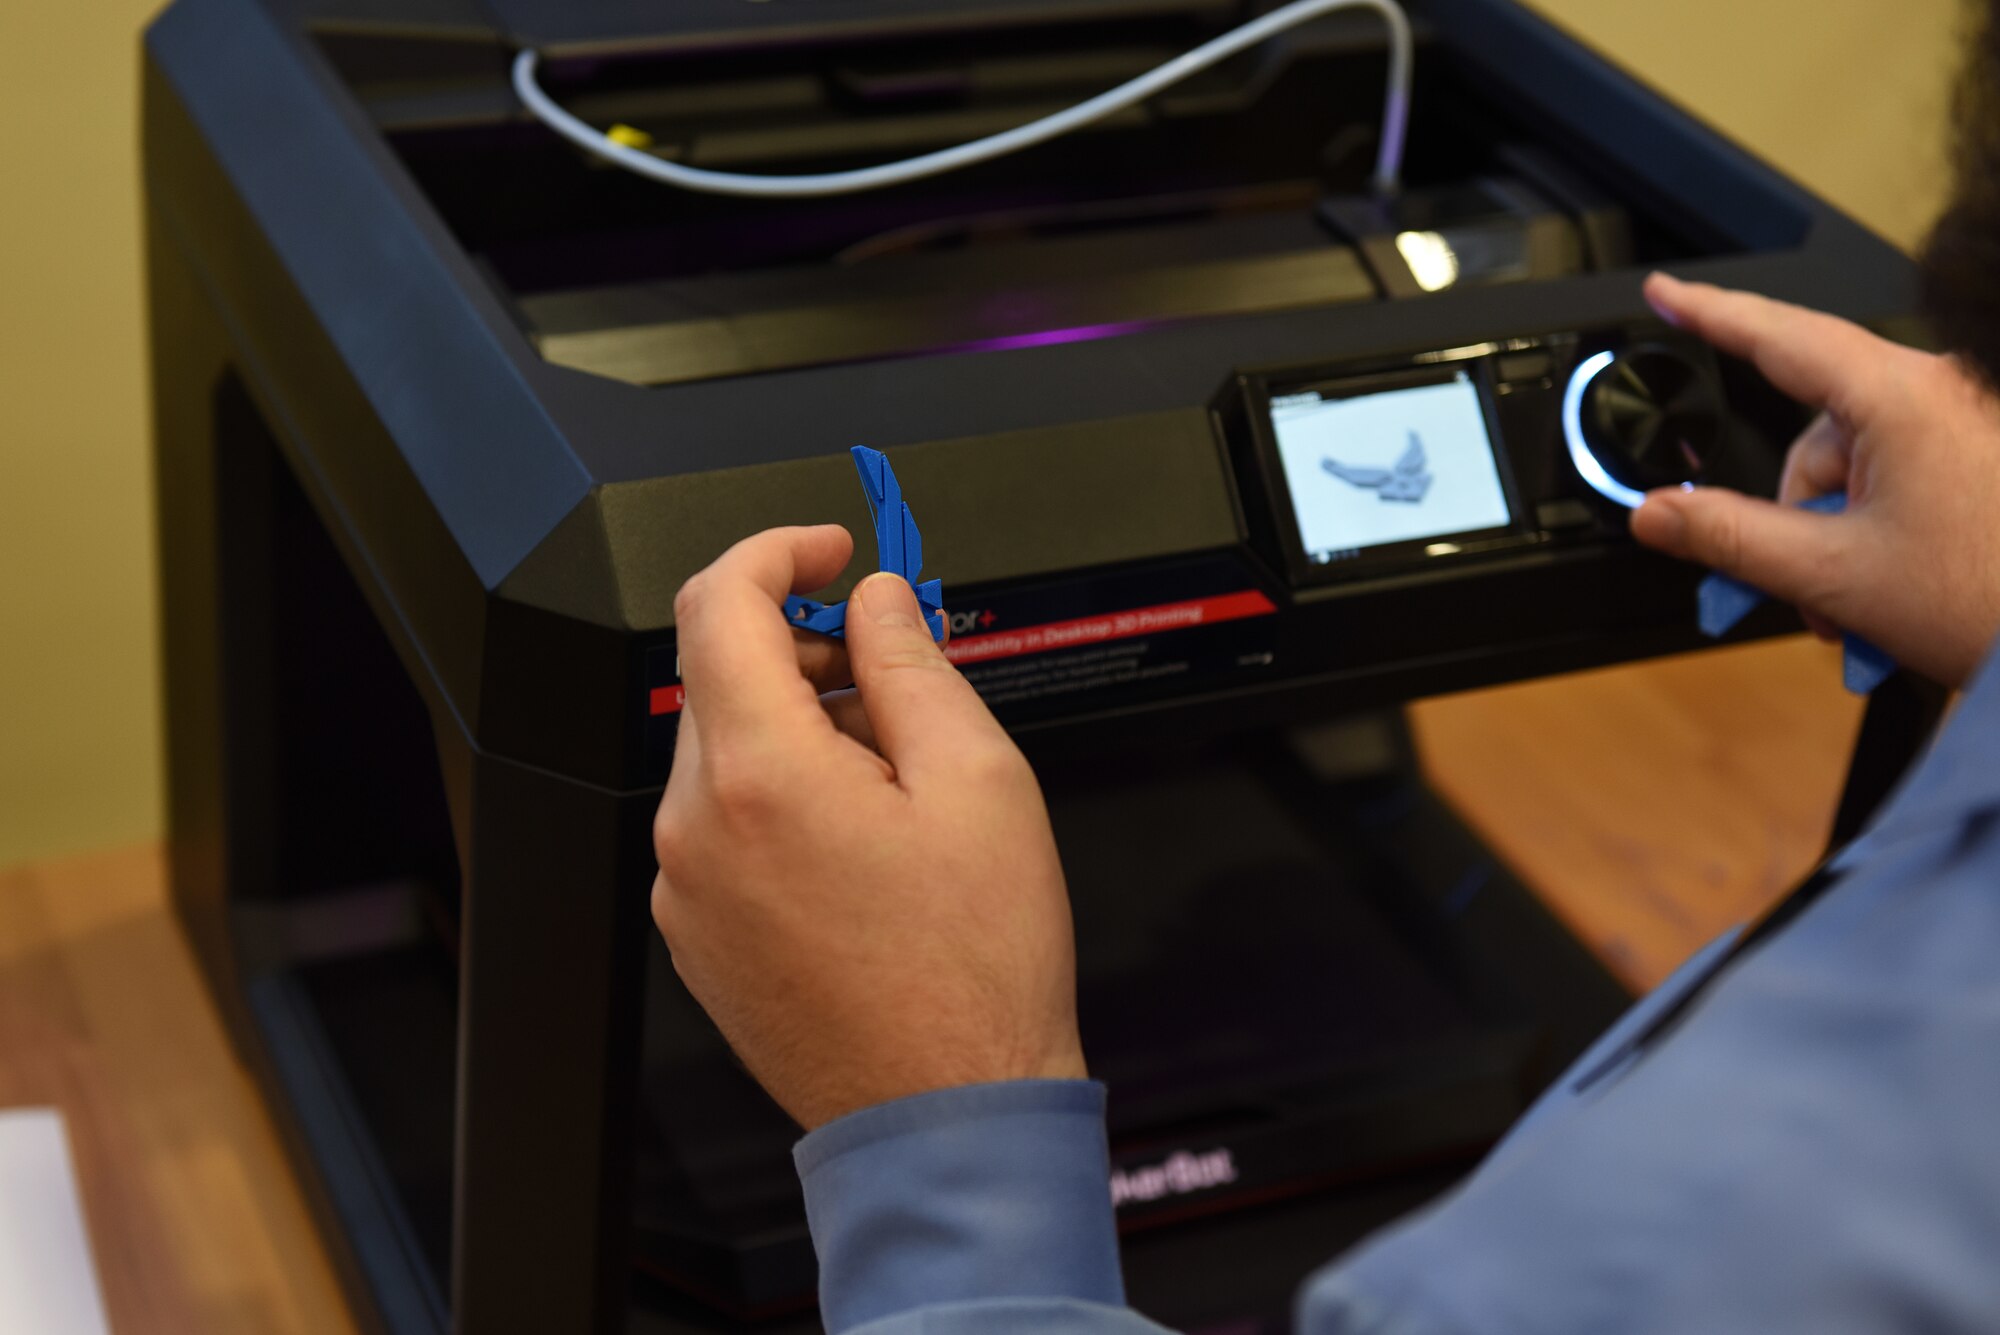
[795, 1080, 1169, 1335]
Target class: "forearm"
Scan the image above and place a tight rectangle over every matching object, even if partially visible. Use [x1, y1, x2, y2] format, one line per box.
[796, 1080, 1173, 1335]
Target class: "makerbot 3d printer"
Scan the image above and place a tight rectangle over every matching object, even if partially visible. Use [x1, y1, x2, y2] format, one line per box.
[144, 0, 1921, 1331]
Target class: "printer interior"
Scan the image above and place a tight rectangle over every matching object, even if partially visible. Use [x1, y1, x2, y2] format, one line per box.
[330, 8, 1735, 388]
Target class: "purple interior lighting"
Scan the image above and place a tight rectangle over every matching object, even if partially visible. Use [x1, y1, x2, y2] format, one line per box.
[949, 320, 1161, 354]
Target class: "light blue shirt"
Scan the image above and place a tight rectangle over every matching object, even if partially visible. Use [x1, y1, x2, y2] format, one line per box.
[794, 639, 2000, 1335]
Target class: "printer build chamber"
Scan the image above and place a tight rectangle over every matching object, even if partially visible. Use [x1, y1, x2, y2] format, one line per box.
[145, 1, 1919, 1331]
[362, 6, 1665, 387]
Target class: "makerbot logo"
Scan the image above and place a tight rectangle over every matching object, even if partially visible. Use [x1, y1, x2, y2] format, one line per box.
[948, 608, 997, 636]
[1109, 1147, 1239, 1209]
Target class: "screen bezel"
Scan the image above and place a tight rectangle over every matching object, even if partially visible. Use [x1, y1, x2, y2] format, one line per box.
[1248, 359, 1532, 586]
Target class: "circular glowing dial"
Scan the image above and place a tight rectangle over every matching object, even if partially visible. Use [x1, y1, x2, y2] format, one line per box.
[1563, 346, 1725, 509]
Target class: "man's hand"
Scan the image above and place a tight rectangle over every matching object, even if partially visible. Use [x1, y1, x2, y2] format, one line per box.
[652, 525, 1086, 1131]
[1631, 273, 2000, 689]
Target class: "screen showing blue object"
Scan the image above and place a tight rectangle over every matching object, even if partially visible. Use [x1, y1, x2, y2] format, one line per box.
[1269, 370, 1512, 564]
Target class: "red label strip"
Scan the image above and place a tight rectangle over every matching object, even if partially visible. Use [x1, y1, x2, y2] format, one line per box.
[651, 591, 1276, 712]
[943, 590, 1276, 667]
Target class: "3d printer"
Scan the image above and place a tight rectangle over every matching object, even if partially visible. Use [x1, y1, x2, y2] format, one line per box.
[144, 1, 1921, 1331]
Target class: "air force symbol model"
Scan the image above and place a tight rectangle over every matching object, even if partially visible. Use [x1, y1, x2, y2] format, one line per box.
[1323, 432, 1434, 503]
[783, 446, 947, 642]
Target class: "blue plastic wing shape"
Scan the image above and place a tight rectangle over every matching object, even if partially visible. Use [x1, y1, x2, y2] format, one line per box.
[1695, 492, 1895, 694]
[782, 447, 946, 643]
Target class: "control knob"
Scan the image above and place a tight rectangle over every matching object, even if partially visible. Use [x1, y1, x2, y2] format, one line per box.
[1562, 344, 1726, 508]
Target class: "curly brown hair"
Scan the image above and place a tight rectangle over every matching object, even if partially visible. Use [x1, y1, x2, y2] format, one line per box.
[1920, 0, 2000, 387]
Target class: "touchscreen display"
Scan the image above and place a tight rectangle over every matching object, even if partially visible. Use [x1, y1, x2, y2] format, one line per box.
[1269, 370, 1512, 565]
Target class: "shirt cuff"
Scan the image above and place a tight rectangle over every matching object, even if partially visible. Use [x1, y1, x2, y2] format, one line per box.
[794, 1079, 1125, 1334]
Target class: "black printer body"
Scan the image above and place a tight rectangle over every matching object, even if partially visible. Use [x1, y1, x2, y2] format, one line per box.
[144, 2, 1918, 1331]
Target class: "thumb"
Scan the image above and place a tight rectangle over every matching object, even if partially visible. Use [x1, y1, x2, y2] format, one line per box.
[846, 573, 1004, 780]
[1633, 486, 1854, 618]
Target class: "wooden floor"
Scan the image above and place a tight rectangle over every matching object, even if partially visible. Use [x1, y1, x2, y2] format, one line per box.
[0, 636, 1866, 1333]
[0, 844, 355, 1335]
[1411, 637, 1864, 989]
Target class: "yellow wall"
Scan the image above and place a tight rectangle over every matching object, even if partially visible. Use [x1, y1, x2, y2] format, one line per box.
[0, 0, 1969, 867]
[1, 1, 169, 866]
[1531, 0, 1963, 253]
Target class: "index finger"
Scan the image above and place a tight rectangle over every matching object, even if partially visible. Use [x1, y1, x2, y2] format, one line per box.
[1644, 273, 1903, 416]
[675, 525, 853, 744]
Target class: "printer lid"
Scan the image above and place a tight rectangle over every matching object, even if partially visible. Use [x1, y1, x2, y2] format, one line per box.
[476, 0, 1238, 55]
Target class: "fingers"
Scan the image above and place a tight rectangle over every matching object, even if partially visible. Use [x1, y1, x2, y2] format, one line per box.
[843, 573, 1012, 783]
[795, 635, 853, 694]
[1631, 485, 1855, 618]
[1643, 273, 1902, 415]
[1777, 411, 1854, 507]
[1637, 280, 1884, 636]
[820, 688, 878, 751]
[674, 525, 853, 743]
[1778, 417, 1856, 653]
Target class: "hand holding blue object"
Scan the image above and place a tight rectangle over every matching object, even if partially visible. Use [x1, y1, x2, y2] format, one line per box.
[1696, 492, 1896, 694]
[784, 447, 947, 643]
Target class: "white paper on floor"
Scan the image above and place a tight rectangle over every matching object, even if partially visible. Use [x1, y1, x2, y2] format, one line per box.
[0, 1108, 112, 1335]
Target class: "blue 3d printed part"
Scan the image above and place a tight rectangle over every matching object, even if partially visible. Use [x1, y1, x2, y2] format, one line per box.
[1695, 492, 1894, 694]
[783, 447, 946, 643]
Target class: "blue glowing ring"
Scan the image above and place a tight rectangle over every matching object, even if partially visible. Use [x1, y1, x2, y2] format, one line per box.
[1561, 350, 1647, 510]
